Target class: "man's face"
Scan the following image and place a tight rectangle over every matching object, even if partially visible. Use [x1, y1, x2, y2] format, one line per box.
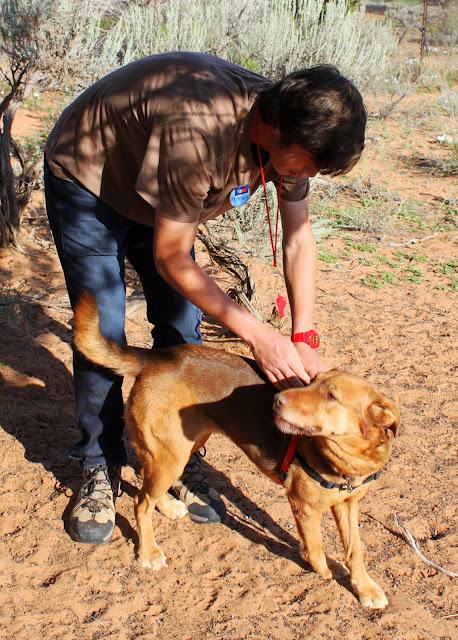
[268, 130, 320, 178]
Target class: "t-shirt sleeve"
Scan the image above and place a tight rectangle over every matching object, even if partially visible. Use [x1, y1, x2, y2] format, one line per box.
[135, 124, 215, 223]
[273, 174, 310, 202]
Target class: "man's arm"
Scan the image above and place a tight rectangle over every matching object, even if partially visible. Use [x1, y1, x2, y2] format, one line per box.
[153, 213, 314, 388]
[280, 196, 327, 379]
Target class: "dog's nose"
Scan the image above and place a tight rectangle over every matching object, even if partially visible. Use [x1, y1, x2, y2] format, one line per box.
[274, 394, 288, 409]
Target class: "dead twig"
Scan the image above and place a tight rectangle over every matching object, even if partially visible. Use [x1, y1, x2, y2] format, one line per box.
[197, 223, 263, 319]
[394, 514, 458, 578]
[90, 615, 107, 629]
[226, 284, 263, 322]
[388, 234, 437, 247]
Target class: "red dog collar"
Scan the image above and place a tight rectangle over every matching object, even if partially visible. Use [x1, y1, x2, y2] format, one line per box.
[281, 435, 299, 477]
[291, 330, 320, 349]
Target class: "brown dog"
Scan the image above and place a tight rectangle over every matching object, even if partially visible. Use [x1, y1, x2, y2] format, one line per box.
[73, 292, 400, 609]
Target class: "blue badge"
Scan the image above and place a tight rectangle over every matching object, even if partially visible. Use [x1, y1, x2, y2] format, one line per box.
[230, 184, 250, 207]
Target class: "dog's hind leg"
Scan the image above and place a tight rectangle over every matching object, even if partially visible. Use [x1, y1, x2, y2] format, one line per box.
[135, 483, 167, 569]
[134, 457, 187, 570]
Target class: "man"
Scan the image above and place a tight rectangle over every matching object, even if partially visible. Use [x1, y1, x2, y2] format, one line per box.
[44, 52, 366, 545]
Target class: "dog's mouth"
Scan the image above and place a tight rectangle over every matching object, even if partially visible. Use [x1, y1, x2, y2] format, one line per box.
[274, 414, 321, 436]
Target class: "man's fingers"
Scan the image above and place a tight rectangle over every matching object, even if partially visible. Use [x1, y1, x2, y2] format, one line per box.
[273, 379, 290, 391]
[270, 368, 309, 390]
[291, 364, 310, 386]
[284, 375, 307, 389]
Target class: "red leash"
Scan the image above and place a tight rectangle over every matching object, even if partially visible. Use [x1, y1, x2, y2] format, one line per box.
[254, 109, 287, 318]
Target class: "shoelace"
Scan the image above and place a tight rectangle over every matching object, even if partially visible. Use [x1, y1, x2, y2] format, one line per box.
[81, 467, 119, 512]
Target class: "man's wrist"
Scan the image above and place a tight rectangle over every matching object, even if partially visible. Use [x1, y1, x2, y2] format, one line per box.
[291, 330, 320, 349]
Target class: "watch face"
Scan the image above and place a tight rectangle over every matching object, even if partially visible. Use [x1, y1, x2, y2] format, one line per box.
[292, 331, 320, 349]
[307, 331, 319, 347]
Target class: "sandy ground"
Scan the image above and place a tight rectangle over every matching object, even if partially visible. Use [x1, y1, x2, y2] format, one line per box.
[0, 89, 457, 639]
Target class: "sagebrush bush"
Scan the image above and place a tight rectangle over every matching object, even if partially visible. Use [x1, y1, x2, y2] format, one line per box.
[102, 0, 397, 91]
[100, 0, 398, 248]
[0, 0, 118, 92]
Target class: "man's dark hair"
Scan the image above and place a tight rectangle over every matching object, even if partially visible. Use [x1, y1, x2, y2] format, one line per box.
[258, 65, 367, 176]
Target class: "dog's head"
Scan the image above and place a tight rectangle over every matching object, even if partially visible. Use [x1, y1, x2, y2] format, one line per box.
[273, 370, 400, 443]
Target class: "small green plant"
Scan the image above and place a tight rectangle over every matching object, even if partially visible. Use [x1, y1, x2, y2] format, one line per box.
[438, 263, 454, 276]
[376, 255, 402, 268]
[362, 275, 383, 289]
[380, 270, 396, 284]
[398, 252, 430, 263]
[435, 261, 458, 291]
[396, 202, 425, 226]
[401, 266, 424, 284]
[318, 249, 338, 264]
[361, 271, 396, 289]
[432, 198, 457, 231]
[346, 240, 379, 254]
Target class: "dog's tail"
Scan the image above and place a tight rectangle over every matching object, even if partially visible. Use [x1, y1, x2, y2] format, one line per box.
[73, 291, 146, 377]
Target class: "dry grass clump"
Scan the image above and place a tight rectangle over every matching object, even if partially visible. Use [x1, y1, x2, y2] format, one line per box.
[320, 174, 433, 236]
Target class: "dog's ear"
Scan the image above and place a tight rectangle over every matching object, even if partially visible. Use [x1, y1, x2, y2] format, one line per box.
[366, 396, 400, 438]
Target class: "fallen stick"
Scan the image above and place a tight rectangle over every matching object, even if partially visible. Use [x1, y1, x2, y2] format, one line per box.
[394, 514, 458, 578]
[388, 234, 437, 247]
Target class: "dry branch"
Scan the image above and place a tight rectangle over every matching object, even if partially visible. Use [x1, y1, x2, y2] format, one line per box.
[197, 222, 263, 319]
[394, 514, 458, 578]
[388, 234, 438, 247]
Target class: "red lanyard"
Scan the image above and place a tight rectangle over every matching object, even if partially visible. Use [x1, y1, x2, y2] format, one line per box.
[254, 109, 287, 318]
[254, 109, 283, 268]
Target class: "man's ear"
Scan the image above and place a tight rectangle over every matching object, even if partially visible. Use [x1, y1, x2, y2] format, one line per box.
[367, 396, 400, 438]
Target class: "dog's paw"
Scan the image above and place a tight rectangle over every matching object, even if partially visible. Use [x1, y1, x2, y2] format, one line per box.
[355, 579, 388, 609]
[169, 499, 187, 520]
[138, 549, 167, 570]
[156, 494, 188, 520]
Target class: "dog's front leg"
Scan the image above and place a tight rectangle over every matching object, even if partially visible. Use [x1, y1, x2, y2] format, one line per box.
[292, 505, 333, 579]
[331, 499, 388, 609]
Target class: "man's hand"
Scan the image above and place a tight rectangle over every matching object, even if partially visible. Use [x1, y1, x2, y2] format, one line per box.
[293, 340, 328, 384]
[249, 326, 326, 390]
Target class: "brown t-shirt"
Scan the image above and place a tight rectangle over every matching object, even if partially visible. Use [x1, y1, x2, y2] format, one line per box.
[46, 52, 309, 226]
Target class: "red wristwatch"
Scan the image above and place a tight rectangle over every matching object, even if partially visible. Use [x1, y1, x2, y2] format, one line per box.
[291, 330, 320, 349]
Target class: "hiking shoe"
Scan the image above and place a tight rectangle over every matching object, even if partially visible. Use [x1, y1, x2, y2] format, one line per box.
[69, 465, 122, 545]
[170, 451, 226, 524]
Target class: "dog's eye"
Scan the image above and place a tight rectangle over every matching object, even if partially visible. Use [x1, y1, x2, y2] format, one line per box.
[325, 391, 337, 401]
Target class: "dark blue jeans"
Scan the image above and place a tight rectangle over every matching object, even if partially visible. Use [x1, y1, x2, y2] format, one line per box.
[44, 159, 202, 469]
